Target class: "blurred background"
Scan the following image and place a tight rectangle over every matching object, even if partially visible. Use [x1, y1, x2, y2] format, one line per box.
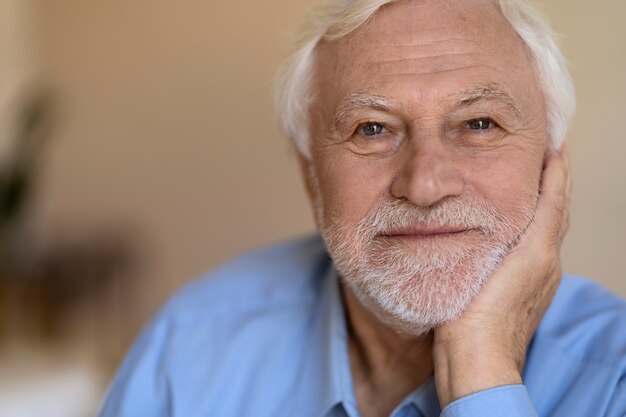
[0, 0, 624, 415]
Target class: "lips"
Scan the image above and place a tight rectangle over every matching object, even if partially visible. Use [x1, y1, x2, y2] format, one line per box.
[380, 225, 472, 238]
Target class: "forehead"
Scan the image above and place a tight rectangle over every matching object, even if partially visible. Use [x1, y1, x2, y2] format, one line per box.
[312, 0, 542, 114]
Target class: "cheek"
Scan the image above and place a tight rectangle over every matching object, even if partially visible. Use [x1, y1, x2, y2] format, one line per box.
[315, 154, 393, 226]
[468, 149, 545, 214]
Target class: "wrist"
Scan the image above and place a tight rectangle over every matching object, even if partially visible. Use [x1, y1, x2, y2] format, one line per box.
[433, 343, 522, 408]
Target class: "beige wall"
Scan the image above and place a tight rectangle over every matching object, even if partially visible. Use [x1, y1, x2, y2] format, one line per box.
[544, 0, 626, 296]
[30, 0, 626, 328]
[0, 0, 37, 163]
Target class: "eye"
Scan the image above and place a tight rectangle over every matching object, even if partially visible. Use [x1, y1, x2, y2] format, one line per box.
[346, 120, 401, 156]
[359, 122, 385, 136]
[449, 116, 508, 144]
[466, 118, 496, 130]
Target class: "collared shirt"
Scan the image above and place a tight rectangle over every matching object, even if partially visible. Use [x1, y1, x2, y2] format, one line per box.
[98, 235, 626, 417]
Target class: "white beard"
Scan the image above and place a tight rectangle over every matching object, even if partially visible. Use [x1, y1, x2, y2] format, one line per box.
[315, 184, 535, 336]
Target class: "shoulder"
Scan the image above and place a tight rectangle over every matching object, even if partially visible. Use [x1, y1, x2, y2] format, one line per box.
[99, 235, 332, 417]
[158, 233, 331, 322]
[537, 274, 626, 369]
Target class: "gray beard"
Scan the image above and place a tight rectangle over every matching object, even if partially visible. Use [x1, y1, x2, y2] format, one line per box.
[317, 195, 535, 336]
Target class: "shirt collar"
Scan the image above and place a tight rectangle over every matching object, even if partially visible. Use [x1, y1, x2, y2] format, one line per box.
[404, 377, 441, 417]
[313, 263, 357, 417]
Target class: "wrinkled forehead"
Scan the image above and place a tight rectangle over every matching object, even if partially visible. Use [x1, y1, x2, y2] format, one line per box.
[319, 0, 528, 63]
[311, 0, 542, 110]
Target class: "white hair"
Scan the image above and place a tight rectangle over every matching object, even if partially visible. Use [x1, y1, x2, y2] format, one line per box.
[274, 0, 576, 158]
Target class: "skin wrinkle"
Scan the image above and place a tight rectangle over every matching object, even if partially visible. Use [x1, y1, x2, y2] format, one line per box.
[377, 38, 477, 51]
[382, 65, 487, 76]
[374, 58, 485, 76]
[374, 52, 481, 64]
[333, 93, 393, 134]
[455, 84, 523, 120]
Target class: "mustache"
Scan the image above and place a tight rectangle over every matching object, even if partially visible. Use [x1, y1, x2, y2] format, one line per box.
[354, 195, 504, 239]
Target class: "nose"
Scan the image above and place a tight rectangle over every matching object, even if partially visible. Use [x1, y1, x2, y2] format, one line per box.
[390, 139, 464, 207]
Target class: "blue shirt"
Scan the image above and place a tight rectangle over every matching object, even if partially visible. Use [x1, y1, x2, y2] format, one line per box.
[98, 235, 626, 417]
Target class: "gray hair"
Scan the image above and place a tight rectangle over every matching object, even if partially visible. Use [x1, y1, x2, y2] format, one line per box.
[274, 0, 576, 158]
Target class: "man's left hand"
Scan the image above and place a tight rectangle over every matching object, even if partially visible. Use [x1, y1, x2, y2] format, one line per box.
[432, 146, 571, 408]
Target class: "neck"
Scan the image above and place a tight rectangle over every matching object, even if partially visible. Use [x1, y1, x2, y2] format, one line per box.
[341, 282, 434, 416]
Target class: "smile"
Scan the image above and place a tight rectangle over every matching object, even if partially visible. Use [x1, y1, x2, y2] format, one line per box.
[380, 226, 473, 238]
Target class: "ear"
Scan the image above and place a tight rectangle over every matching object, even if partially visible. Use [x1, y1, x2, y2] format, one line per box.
[296, 150, 316, 203]
[295, 149, 322, 229]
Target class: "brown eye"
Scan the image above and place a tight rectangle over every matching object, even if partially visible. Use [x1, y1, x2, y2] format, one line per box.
[467, 119, 494, 130]
[361, 122, 385, 136]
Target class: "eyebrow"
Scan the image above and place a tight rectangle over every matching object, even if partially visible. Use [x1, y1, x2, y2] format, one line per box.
[332, 92, 393, 131]
[455, 84, 522, 119]
[331, 84, 522, 131]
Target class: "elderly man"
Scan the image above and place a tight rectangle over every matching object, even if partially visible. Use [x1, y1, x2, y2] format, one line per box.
[99, 0, 626, 416]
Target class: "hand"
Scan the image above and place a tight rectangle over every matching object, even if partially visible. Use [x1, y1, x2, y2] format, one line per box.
[432, 146, 571, 408]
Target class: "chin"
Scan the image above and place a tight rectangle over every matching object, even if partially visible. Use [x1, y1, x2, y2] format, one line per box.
[336, 239, 509, 336]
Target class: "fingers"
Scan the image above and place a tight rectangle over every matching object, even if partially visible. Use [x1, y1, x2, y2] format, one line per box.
[534, 145, 571, 246]
[559, 145, 572, 241]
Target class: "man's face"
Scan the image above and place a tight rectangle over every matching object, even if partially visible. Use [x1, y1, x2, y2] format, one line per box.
[304, 0, 550, 335]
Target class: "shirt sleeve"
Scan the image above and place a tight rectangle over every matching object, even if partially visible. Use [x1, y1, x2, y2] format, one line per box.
[96, 318, 171, 417]
[440, 385, 538, 417]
